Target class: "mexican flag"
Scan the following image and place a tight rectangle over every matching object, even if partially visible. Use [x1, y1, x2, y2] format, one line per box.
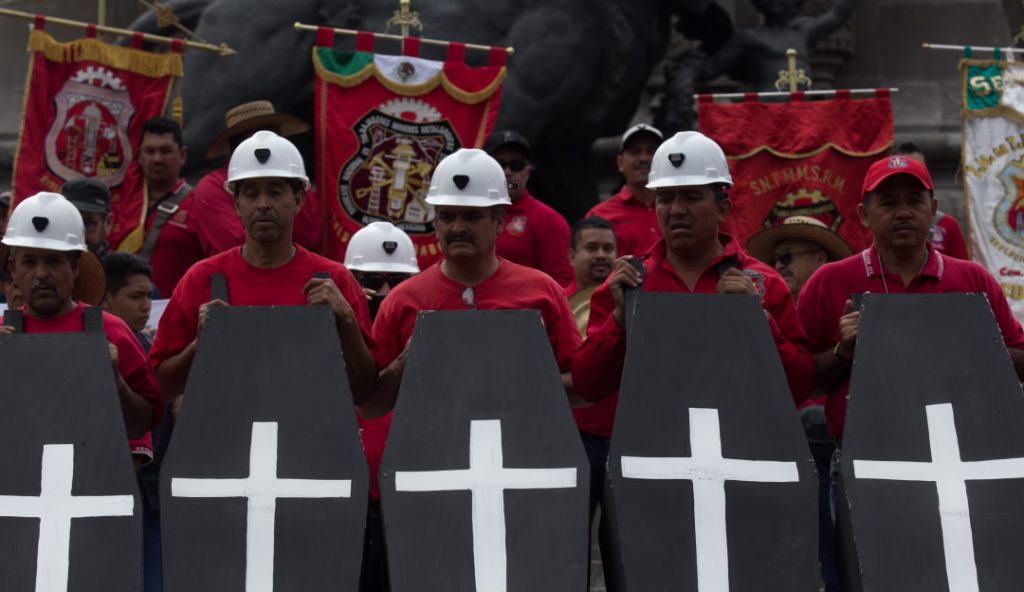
[962, 56, 1024, 319]
[11, 26, 182, 251]
[313, 29, 506, 267]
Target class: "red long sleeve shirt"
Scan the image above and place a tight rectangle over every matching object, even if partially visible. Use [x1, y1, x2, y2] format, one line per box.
[495, 191, 575, 287]
[585, 186, 660, 258]
[572, 234, 815, 437]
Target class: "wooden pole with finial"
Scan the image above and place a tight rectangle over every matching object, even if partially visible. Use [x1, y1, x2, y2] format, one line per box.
[97, 0, 106, 27]
[386, 0, 422, 37]
[775, 48, 813, 93]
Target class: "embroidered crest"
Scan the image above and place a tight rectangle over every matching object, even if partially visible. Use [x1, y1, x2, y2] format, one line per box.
[888, 155, 909, 169]
[506, 215, 528, 237]
[993, 156, 1024, 249]
[761, 189, 843, 232]
[742, 269, 766, 295]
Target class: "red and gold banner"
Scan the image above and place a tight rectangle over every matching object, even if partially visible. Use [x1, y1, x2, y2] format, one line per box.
[313, 29, 506, 267]
[698, 91, 893, 251]
[11, 26, 182, 251]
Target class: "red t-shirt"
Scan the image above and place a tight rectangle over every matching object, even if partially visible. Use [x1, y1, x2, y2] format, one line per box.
[932, 211, 969, 260]
[187, 166, 324, 258]
[573, 234, 815, 437]
[147, 190, 204, 299]
[797, 244, 1024, 438]
[149, 245, 374, 370]
[21, 302, 163, 456]
[496, 191, 575, 287]
[585, 186, 660, 258]
[362, 259, 583, 498]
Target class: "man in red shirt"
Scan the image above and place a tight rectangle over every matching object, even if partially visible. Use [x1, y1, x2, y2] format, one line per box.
[573, 132, 815, 437]
[187, 101, 322, 258]
[566, 216, 617, 333]
[484, 130, 575, 286]
[149, 131, 378, 414]
[135, 117, 201, 298]
[585, 124, 663, 258]
[1, 192, 163, 441]
[798, 154, 1024, 440]
[893, 142, 969, 259]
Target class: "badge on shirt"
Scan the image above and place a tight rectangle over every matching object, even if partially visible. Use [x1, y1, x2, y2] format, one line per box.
[742, 269, 766, 296]
[506, 215, 528, 237]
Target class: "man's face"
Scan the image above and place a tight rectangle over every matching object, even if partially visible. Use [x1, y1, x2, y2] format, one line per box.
[10, 247, 76, 317]
[490, 146, 531, 201]
[655, 185, 729, 255]
[103, 273, 152, 332]
[436, 205, 503, 262]
[617, 135, 659, 190]
[858, 174, 936, 253]
[139, 132, 186, 189]
[570, 227, 617, 288]
[770, 238, 827, 299]
[234, 178, 304, 245]
[352, 270, 411, 296]
[80, 210, 112, 254]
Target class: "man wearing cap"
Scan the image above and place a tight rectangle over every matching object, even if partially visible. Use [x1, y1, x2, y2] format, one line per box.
[62, 178, 113, 257]
[187, 101, 322, 257]
[149, 131, 378, 413]
[746, 215, 853, 301]
[798, 154, 1024, 442]
[893, 142, 969, 260]
[0, 192, 163, 441]
[574, 131, 815, 433]
[135, 117, 201, 298]
[585, 124, 663, 258]
[484, 130, 575, 286]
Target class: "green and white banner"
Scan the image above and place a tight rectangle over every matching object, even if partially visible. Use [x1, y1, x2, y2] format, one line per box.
[962, 57, 1024, 317]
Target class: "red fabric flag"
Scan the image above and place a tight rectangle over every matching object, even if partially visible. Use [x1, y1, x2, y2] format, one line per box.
[698, 93, 893, 251]
[11, 28, 182, 251]
[313, 34, 506, 267]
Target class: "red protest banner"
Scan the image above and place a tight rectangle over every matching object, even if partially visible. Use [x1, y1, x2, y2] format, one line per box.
[11, 27, 182, 252]
[313, 31, 505, 267]
[698, 92, 893, 251]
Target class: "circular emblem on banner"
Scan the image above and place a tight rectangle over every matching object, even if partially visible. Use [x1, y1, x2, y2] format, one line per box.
[392, 61, 417, 83]
[339, 109, 461, 234]
[994, 156, 1024, 249]
[761, 188, 843, 231]
[44, 66, 134, 187]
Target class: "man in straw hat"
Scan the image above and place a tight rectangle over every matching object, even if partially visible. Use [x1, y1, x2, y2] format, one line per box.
[746, 215, 853, 301]
[188, 100, 322, 257]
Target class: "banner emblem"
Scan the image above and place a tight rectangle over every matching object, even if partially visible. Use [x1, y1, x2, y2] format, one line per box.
[995, 157, 1024, 249]
[44, 67, 134, 186]
[762, 189, 843, 232]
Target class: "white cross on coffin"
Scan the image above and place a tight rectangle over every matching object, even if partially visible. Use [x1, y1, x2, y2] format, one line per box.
[172, 421, 353, 592]
[854, 402, 1024, 592]
[0, 444, 135, 592]
[620, 407, 800, 592]
[394, 419, 578, 592]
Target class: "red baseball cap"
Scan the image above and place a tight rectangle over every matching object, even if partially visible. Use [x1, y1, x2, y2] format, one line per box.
[861, 154, 934, 196]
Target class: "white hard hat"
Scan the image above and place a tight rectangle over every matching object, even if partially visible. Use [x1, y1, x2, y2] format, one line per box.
[2, 192, 87, 252]
[425, 149, 511, 207]
[345, 221, 420, 274]
[647, 131, 733, 189]
[225, 130, 310, 191]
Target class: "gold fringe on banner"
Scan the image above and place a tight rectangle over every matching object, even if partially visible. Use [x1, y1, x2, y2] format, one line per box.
[27, 29, 183, 79]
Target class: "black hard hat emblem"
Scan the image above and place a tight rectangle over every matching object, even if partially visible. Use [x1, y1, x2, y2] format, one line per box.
[254, 148, 271, 164]
[31, 216, 49, 232]
[668, 153, 686, 168]
[382, 241, 398, 255]
[453, 174, 470, 190]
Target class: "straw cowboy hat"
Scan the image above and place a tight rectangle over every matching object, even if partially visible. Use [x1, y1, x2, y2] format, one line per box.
[746, 215, 854, 264]
[0, 243, 106, 306]
[204, 100, 310, 160]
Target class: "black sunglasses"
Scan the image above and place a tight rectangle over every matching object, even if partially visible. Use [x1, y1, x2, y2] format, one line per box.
[355, 272, 410, 291]
[495, 158, 528, 173]
[769, 249, 822, 267]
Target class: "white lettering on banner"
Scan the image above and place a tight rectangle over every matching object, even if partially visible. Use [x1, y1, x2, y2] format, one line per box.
[621, 407, 800, 592]
[394, 419, 577, 592]
[172, 422, 352, 592]
[854, 403, 1024, 592]
[0, 444, 134, 592]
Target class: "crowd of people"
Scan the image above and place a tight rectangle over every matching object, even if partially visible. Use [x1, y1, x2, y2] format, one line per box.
[2, 98, 1021, 592]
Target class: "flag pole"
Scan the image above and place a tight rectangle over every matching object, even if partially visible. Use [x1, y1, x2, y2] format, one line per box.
[923, 43, 1020, 54]
[0, 7, 235, 55]
[294, 21, 515, 56]
[696, 88, 898, 101]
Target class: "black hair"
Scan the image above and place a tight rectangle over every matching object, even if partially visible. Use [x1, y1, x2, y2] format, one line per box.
[894, 142, 922, 155]
[570, 216, 615, 248]
[101, 252, 151, 295]
[230, 177, 306, 198]
[141, 117, 184, 148]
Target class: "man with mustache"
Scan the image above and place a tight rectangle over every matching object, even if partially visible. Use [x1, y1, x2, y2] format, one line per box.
[0, 192, 163, 441]
[485, 130, 575, 286]
[566, 216, 617, 332]
[149, 131, 378, 415]
[585, 124, 663, 258]
[746, 216, 853, 301]
[798, 154, 1024, 441]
